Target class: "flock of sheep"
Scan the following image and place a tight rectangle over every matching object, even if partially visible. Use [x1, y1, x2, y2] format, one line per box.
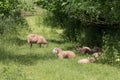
[27, 33, 102, 64]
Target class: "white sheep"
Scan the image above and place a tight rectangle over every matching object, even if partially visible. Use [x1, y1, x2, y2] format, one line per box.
[78, 57, 96, 64]
[52, 48, 76, 59]
[78, 52, 102, 64]
[27, 34, 48, 48]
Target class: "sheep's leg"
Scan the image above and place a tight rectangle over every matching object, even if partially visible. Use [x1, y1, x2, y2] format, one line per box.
[30, 43, 32, 48]
[59, 56, 63, 59]
[39, 43, 41, 47]
[58, 55, 64, 59]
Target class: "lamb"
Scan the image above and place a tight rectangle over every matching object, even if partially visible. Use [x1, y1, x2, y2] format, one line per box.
[75, 45, 92, 54]
[78, 57, 96, 64]
[27, 34, 48, 48]
[52, 48, 76, 59]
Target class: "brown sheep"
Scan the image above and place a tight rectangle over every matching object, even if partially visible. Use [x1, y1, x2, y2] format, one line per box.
[27, 34, 48, 48]
[75, 45, 92, 54]
[52, 48, 76, 59]
[91, 47, 102, 53]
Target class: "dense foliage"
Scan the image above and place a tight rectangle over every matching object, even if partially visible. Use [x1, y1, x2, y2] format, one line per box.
[0, 0, 20, 16]
[36, 0, 120, 24]
[0, 0, 30, 35]
[36, 0, 120, 64]
[36, 0, 120, 44]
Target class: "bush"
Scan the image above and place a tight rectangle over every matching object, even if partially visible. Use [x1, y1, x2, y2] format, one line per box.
[0, 0, 20, 16]
[100, 27, 120, 65]
[0, 16, 28, 35]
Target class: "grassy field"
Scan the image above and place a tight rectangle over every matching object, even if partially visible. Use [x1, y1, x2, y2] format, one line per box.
[0, 15, 120, 80]
[0, 1, 120, 79]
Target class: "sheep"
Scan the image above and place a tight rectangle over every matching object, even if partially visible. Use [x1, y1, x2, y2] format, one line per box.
[27, 34, 48, 48]
[91, 47, 102, 53]
[78, 57, 96, 64]
[92, 52, 102, 60]
[78, 52, 102, 64]
[75, 45, 92, 54]
[52, 48, 76, 59]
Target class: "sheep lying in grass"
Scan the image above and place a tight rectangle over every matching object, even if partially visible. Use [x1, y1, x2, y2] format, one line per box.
[78, 57, 96, 64]
[78, 52, 102, 64]
[27, 34, 48, 48]
[75, 45, 92, 54]
[75, 45, 102, 54]
[91, 47, 102, 59]
[91, 47, 102, 53]
[52, 48, 76, 59]
[92, 52, 101, 59]
[76, 45, 102, 64]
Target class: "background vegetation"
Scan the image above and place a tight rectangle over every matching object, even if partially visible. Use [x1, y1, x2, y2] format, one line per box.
[36, 0, 120, 64]
[0, 0, 120, 80]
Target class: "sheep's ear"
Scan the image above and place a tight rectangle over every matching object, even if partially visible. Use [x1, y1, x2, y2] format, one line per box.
[56, 48, 59, 53]
[53, 48, 58, 53]
[55, 48, 58, 53]
[56, 48, 62, 52]
[52, 48, 58, 54]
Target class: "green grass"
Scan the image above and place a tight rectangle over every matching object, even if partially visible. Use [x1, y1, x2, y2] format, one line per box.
[0, 6, 120, 80]
[0, 44, 120, 80]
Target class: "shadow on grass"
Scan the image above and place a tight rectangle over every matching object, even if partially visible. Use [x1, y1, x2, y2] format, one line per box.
[48, 39, 66, 44]
[10, 37, 66, 46]
[0, 47, 56, 65]
[9, 37, 27, 46]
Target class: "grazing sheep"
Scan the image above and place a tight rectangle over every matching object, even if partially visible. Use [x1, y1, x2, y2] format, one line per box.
[78, 57, 96, 64]
[27, 34, 48, 48]
[75, 45, 92, 54]
[52, 48, 76, 59]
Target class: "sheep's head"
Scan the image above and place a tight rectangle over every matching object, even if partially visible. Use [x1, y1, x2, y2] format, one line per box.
[75, 45, 80, 50]
[75, 45, 84, 52]
[44, 42, 48, 47]
[52, 48, 62, 54]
